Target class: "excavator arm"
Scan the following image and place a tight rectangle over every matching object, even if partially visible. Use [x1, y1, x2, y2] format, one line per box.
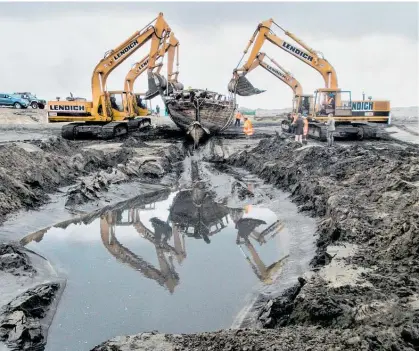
[91, 12, 171, 119]
[229, 18, 338, 95]
[124, 32, 179, 93]
[246, 52, 303, 96]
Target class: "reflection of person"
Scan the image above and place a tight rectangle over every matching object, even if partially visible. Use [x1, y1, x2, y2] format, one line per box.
[235, 218, 267, 244]
[150, 217, 172, 245]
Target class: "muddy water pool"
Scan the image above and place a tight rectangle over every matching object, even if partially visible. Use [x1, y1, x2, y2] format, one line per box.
[16, 160, 316, 351]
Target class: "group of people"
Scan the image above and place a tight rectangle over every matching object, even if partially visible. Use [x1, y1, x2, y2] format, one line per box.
[292, 112, 335, 146]
[235, 109, 336, 146]
[291, 113, 309, 144]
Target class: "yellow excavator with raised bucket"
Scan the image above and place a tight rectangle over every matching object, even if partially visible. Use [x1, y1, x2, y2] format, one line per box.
[229, 18, 391, 140]
[48, 13, 172, 140]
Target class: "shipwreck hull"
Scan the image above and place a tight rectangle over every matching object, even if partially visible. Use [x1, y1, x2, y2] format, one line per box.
[166, 99, 235, 134]
[146, 73, 236, 144]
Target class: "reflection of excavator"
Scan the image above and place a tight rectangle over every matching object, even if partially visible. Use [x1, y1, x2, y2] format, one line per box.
[100, 207, 186, 293]
[169, 159, 288, 284]
[232, 210, 288, 284]
[229, 18, 391, 140]
[124, 32, 181, 117]
[48, 13, 172, 140]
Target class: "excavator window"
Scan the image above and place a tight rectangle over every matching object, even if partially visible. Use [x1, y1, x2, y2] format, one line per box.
[110, 94, 124, 112]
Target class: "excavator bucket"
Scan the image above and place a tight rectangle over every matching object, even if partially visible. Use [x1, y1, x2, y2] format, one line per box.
[145, 73, 167, 100]
[228, 76, 266, 96]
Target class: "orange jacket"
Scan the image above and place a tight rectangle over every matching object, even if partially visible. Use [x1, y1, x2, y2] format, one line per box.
[236, 112, 243, 120]
[303, 118, 309, 135]
[243, 119, 254, 136]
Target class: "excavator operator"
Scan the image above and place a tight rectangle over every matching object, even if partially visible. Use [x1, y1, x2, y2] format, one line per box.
[136, 95, 146, 109]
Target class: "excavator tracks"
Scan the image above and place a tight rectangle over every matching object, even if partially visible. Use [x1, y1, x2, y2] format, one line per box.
[61, 118, 152, 140]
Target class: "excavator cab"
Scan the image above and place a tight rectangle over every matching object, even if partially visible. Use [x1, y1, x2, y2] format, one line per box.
[313, 88, 352, 119]
[293, 94, 313, 116]
[108, 92, 126, 113]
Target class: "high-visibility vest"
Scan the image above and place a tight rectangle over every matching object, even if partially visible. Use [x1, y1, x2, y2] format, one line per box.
[236, 112, 242, 120]
[243, 119, 254, 136]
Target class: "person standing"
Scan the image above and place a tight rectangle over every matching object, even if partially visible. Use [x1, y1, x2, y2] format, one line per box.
[156, 105, 160, 116]
[294, 113, 304, 144]
[235, 111, 242, 127]
[243, 116, 254, 137]
[326, 113, 336, 146]
[302, 113, 309, 144]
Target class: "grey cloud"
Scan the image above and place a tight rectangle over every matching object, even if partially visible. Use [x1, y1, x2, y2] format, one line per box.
[0, 2, 417, 40]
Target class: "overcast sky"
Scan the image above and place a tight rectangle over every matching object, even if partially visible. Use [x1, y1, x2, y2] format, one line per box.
[0, 2, 417, 109]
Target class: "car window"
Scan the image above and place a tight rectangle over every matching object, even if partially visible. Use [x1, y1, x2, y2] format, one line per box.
[0, 94, 4, 98]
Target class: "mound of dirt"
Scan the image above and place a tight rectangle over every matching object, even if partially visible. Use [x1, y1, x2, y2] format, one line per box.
[0, 282, 60, 350]
[121, 136, 149, 148]
[0, 137, 186, 223]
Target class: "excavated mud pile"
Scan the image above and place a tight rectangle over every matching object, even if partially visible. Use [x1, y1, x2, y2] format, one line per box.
[0, 137, 186, 222]
[226, 134, 419, 350]
[93, 134, 419, 351]
[0, 244, 61, 350]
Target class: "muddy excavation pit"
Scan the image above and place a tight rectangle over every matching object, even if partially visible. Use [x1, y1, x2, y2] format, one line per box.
[1, 124, 419, 351]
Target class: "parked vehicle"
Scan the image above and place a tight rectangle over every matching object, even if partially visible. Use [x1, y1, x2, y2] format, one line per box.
[13, 92, 46, 109]
[0, 93, 29, 109]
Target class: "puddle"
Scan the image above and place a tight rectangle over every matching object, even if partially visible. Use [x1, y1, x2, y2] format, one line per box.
[14, 156, 316, 351]
[20, 188, 290, 349]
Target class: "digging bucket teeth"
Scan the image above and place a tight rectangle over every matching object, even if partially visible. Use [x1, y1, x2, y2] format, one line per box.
[228, 76, 266, 96]
[145, 73, 167, 100]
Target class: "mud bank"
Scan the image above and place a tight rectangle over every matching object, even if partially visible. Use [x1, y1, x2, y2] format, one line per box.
[0, 133, 186, 224]
[0, 243, 64, 350]
[94, 134, 419, 350]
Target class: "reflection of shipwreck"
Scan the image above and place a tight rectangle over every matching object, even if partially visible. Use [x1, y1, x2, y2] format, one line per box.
[169, 185, 230, 243]
[146, 72, 236, 145]
[20, 170, 288, 291]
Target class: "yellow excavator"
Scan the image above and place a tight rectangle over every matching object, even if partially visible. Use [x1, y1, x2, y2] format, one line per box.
[229, 18, 391, 140]
[124, 32, 181, 117]
[48, 13, 172, 140]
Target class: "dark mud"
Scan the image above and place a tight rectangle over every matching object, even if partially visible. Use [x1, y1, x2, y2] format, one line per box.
[0, 131, 186, 224]
[94, 134, 419, 350]
[0, 243, 62, 350]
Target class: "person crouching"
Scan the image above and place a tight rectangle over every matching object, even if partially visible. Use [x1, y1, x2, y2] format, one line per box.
[243, 116, 254, 137]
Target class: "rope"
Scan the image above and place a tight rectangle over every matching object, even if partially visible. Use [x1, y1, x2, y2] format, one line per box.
[272, 20, 285, 32]
[235, 53, 246, 69]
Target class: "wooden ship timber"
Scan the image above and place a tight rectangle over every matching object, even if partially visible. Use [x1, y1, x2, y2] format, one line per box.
[146, 73, 237, 145]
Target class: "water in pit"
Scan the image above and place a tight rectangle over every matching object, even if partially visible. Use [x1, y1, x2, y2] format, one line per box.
[19, 161, 315, 351]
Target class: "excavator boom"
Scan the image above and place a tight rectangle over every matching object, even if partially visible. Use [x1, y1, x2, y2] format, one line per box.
[230, 18, 338, 93]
